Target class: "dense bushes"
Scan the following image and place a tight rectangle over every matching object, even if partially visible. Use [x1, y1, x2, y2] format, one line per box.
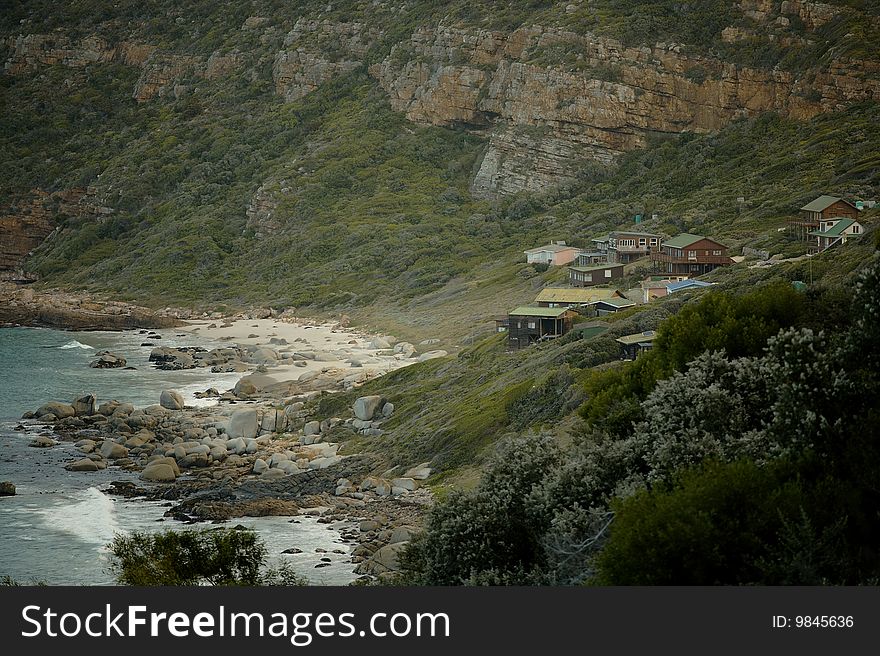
[108, 528, 306, 586]
[401, 255, 880, 585]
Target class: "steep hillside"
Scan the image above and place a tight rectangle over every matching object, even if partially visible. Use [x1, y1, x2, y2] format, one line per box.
[1, 1, 878, 340]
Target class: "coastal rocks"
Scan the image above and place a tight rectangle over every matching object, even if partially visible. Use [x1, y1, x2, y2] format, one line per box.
[234, 377, 258, 398]
[89, 351, 127, 368]
[149, 346, 196, 370]
[403, 463, 433, 480]
[353, 395, 385, 421]
[417, 350, 448, 362]
[65, 458, 100, 472]
[226, 408, 259, 439]
[159, 390, 185, 410]
[303, 420, 321, 437]
[141, 461, 177, 482]
[28, 436, 56, 448]
[391, 477, 418, 492]
[35, 401, 75, 419]
[357, 541, 408, 575]
[72, 394, 97, 416]
[0, 482, 15, 496]
[99, 440, 129, 460]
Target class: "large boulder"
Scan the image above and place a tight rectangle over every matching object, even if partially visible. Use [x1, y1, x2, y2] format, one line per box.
[403, 463, 433, 480]
[0, 482, 15, 496]
[234, 377, 258, 398]
[65, 458, 99, 472]
[248, 348, 278, 364]
[140, 462, 177, 482]
[100, 441, 129, 459]
[96, 400, 120, 416]
[370, 542, 408, 572]
[72, 394, 96, 416]
[226, 408, 258, 439]
[159, 390, 185, 410]
[89, 351, 126, 368]
[417, 350, 448, 363]
[303, 420, 321, 437]
[147, 456, 180, 476]
[353, 395, 385, 421]
[35, 401, 75, 420]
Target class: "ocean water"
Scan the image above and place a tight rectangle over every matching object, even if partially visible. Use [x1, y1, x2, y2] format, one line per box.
[0, 327, 357, 585]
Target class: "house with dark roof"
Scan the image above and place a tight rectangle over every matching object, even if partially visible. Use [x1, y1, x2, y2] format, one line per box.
[809, 217, 864, 251]
[587, 297, 637, 316]
[651, 233, 732, 276]
[789, 195, 860, 241]
[567, 263, 625, 287]
[504, 306, 576, 350]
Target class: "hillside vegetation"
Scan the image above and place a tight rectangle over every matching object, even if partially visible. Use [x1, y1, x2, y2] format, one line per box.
[2, 1, 878, 342]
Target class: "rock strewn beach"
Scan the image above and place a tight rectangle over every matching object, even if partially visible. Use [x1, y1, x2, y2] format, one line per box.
[12, 316, 443, 582]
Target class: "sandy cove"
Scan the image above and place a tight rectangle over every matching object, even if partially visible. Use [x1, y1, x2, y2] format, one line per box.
[14, 316, 446, 583]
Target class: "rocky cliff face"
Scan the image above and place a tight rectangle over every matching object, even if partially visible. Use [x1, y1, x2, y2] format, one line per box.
[370, 23, 879, 195]
[0, 188, 113, 272]
[3, 2, 879, 198]
[272, 18, 379, 101]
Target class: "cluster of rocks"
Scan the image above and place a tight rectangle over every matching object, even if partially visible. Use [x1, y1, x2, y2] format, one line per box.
[89, 351, 128, 369]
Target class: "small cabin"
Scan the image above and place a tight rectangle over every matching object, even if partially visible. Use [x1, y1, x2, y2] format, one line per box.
[616, 331, 658, 360]
[666, 279, 715, 294]
[506, 306, 576, 350]
[524, 241, 579, 266]
[568, 263, 625, 287]
[588, 297, 637, 316]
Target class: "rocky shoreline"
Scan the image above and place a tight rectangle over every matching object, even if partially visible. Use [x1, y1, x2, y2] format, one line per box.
[7, 316, 441, 583]
[0, 282, 183, 330]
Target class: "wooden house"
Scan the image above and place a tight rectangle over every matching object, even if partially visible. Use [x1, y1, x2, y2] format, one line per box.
[524, 241, 579, 266]
[789, 195, 860, 241]
[607, 231, 663, 264]
[535, 287, 624, 309]
[568, 263, 625, 287]
[616, 331, 658, 360]
[506, 306, 576, 350]
[651, 233, 732, 276]
[808, 217, 864, 251]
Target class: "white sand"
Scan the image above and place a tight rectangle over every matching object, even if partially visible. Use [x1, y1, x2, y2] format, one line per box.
[179, 318, 412, 389]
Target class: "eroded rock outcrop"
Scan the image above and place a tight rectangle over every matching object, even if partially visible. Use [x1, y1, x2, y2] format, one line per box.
[370, 24, 880, 195]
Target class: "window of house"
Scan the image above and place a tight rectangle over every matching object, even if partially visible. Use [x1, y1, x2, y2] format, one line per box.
[853, 225, 861, 233]
[688, 250, 697, 260]
[713, 250, 722, 256]
[527, 321, 536, 329]
[639, 238, 646, 246]
[605, 269, 612, 278]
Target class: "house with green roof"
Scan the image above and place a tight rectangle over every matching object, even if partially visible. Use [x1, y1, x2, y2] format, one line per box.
[616, 330, 657, 360]
[789, 195, 860, 241]
[808, 217, 864, 251]
[501, 306, 577, 350]
[651, 233, 732, 276]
